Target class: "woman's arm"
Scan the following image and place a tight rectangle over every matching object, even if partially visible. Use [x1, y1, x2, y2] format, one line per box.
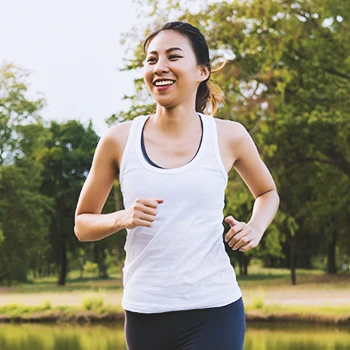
[74, 123, 127, 242]
[74, 122, 162, 242]
[217, 120, 280, 252]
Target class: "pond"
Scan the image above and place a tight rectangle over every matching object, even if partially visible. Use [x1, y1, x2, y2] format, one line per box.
[0, 322, 349, 349]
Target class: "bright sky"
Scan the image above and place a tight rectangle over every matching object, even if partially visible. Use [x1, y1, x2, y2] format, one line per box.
[1, 0, 143, 135]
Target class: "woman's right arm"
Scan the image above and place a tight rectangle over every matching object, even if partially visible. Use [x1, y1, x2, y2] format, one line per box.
[74, 123, 129, 242]
[75, 122, 163, 242]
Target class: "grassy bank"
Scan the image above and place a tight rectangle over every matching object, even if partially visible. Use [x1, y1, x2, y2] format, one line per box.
[0, 295, 349, 325]
[0, 305, 349, 325]
[0, 267, 348, 325]
[0, 304, 349, 326]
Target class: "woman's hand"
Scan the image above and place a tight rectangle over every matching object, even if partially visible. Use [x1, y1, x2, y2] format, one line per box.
[119, 198, 164, 229]
[224, 216, 263, 252]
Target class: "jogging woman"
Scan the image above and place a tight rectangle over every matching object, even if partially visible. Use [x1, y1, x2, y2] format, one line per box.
[75, 21, 279, 350]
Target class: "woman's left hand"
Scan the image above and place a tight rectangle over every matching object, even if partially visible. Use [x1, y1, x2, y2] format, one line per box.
[224, 216, 263, 252]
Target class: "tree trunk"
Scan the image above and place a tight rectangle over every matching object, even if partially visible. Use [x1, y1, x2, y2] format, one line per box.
[79, 258, 84, 279]
[98, 260, 108, 279]
[115, 248, 124, 281]
[237, 253, 248, 276]
[57, 242, 67, 286]
[289, 235, 297, 285]
[93, 245, 108, 279]
[114, 181, 124, 281]
[327, 232, 337, 274]
[243, 258, 248, 275]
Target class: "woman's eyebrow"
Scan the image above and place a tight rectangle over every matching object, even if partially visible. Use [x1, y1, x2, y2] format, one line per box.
[148, 47, 184, 55]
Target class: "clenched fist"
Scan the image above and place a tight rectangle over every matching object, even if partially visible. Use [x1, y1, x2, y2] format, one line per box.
[120, 198, 164, 229]
[224, 216, 263, 252]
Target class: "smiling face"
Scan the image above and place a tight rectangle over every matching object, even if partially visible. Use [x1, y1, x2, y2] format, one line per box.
[143, 30, 209, 110]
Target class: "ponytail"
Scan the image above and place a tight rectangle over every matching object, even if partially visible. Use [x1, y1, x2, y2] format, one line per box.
[195, 61, 226, 116]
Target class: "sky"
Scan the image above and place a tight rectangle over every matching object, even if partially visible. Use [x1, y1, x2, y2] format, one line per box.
[1, 0, 143, 135]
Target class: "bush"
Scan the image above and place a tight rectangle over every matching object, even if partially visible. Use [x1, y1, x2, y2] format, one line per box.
[82, 295, 104, 311]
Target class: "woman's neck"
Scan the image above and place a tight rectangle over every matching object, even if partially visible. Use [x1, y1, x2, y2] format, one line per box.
[152, 105, 200, 136]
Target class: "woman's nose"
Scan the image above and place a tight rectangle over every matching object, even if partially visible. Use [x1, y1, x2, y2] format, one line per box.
[153, 58, 169, 75]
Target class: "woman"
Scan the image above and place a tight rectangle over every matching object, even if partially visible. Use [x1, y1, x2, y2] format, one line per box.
[75, 22, 279, 350]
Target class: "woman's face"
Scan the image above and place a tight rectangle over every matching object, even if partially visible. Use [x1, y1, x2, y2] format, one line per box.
[143, 30, 208, 110]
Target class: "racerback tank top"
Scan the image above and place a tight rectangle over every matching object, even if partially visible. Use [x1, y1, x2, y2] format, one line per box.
[119, 113, 242, 313]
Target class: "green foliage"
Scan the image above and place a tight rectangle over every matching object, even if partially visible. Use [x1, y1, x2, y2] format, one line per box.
[251, 294, 265, 310]
[0, 146, 52, 284]
[117, 0, 350, 277]
[38, 120, 100, 285]
[82, 294, 105, 311]
[42, 300, 52, 310]
[83, 261, 99, 275]
[0, 62, 44, 165]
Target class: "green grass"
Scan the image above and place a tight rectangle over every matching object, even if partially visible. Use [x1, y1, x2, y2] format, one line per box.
[245, 303, 350, 316]
[7, 274, 123, 294]
[0, 266, 349, 323]
[3, 266, 348, 294]
[0, 301, 124, 318]
[0, 302, 347, 322]
[20, 266, 344, 290]
[237, 266, 349, 290]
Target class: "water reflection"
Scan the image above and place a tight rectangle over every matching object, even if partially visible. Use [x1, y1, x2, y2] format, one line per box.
[0, 323, 349, 349]
[245, 323, 350, 350]
[0, 324, 126, 350]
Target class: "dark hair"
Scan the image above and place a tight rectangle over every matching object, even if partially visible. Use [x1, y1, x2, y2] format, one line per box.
[143, 21, 224, 115]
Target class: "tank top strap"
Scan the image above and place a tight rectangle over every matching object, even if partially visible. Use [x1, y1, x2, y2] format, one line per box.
[119, 115, 149, 181]
[200, 114, 228, 180]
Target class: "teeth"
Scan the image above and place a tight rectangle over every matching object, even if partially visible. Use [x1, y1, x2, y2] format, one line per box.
[154, 80, 175, 86]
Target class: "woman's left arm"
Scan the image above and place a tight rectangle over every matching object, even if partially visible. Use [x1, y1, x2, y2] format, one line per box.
[220, 121, 280, 252]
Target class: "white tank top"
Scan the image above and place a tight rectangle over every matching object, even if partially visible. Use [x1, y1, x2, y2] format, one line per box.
[119, 114, 241, 313]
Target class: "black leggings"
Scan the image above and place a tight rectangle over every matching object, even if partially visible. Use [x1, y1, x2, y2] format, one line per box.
[124, 298, 245, 350]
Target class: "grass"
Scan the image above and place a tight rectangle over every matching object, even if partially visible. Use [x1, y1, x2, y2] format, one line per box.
[237, 266, 349, 290]
[5, 274, 123, 294]
[8, 266, 348, 294]
[0, 296, 125, 319]
[0, 266, 349, 323]
[245, 303, 350, 316]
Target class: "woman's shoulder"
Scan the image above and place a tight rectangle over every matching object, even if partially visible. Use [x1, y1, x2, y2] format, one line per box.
[214, 117, 249, 145]
[106, 120, 133, 138]
[103, 120, 134, 145]
[96, 121, 133, 164]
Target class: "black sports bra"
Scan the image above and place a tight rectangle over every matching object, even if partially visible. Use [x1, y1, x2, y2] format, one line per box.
[141, 115, 203, 169]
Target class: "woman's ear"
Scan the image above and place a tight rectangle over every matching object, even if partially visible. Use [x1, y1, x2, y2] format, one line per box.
[198, 65, 210, 82]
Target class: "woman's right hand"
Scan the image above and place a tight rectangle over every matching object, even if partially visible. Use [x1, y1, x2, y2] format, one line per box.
[119, 198, 164, 229]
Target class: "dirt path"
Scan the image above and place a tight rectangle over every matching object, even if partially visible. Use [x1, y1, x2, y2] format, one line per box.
[242, 288, 350, 306]
[0, 288, 348, 307]
[0, 274, 348, 308]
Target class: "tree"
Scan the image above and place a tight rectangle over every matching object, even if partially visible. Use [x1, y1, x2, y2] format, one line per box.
[0, 62, 44, 165]
[115, 0, 350, 281]
[0, 64, 51, 284]
[38, 120, 100, 285]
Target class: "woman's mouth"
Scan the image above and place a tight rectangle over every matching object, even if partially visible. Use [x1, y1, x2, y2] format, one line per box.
[153, 79, 176, 91]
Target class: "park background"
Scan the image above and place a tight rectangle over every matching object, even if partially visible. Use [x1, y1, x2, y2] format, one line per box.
[0, 0, 349, 349]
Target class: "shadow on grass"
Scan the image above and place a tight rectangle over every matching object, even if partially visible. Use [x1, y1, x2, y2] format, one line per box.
[237, 273, 288, 282]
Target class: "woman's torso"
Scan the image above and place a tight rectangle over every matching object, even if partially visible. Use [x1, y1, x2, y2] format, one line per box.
[117, 114, 241, 313]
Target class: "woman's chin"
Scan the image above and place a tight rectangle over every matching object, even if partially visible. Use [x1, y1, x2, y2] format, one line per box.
[154, 98, 177, 110]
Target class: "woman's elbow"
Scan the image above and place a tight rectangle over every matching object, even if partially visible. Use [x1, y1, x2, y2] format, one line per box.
[74, 217, 88, 242]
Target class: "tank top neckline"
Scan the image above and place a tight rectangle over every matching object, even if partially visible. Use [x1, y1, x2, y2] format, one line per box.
[141, 114, 203, 170]
[136, 113, 209, 174]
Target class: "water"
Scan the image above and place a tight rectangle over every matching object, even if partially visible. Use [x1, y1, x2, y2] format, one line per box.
[0, 323, 349, 349]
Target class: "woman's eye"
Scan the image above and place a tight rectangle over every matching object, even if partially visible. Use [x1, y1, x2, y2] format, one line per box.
[169, 55, 181, 60]
[147, 57, 156, 63]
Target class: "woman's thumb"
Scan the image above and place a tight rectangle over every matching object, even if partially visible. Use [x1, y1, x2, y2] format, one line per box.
[224, 216, 238, 227]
